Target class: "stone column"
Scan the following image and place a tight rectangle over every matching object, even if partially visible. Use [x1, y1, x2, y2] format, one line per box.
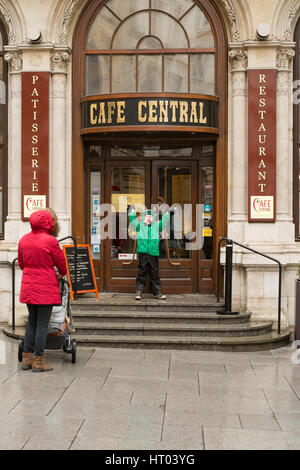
[228, 47, 248, 241]
[3, 51, 24, 242]
[50, 49, 71, 238]
[276, 47, 295, 225]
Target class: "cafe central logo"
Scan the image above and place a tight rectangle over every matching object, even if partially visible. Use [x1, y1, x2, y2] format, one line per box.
[83, 95, 218, 130]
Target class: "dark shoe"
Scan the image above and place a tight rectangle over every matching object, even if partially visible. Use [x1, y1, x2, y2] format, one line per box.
[135, 290, 142, 300]
[153, 293, 166, 300]
[22, 352, 33, 370]
[32, 355, 53, 372]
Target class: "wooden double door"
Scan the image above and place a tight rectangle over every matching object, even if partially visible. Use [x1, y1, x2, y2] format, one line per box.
[86, 144, 215, 294]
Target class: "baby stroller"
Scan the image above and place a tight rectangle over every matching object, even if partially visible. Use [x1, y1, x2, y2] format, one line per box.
[18, 279, 76, 364]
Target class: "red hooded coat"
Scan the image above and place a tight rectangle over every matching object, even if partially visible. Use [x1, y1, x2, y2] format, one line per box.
[18, 210, 67, 305]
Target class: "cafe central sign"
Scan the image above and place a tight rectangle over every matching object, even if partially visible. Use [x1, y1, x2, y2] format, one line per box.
[82, 94, 218, 133]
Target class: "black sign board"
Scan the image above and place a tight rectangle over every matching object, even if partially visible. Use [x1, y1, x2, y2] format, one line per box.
[82, 94, 218, 132]
[63, 244, 99, 300]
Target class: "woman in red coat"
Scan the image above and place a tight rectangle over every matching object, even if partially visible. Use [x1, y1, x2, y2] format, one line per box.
[18, 209, 67, 372]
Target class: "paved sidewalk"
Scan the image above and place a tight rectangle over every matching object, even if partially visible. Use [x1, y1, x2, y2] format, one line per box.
[0, 330, 300, 450]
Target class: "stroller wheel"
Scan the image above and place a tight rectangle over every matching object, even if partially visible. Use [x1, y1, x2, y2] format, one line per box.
[18, 338, 24, 363]
[71, 340, 76, 364]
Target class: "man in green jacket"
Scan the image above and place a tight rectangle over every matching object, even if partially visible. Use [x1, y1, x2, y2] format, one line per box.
[129, 207, 170, 300]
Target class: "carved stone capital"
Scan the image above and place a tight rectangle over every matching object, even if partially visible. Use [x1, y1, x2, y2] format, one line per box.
[50, 51, 71, 73]
[229, 48, 248, 71]
[4, 51, 22, 72]
[276, 47, 295, 71]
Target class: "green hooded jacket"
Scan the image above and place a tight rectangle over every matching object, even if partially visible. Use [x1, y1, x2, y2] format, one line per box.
[129, 209, 170, 257]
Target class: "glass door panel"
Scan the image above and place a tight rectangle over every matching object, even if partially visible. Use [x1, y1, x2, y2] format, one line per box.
[157, 166, 192, 260]
[111, 165, 146, 260]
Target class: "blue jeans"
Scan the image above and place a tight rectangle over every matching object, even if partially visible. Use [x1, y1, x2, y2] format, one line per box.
[23, 305, 53, 356]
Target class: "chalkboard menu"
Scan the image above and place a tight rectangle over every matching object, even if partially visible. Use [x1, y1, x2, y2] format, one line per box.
[62, 244, 99, 300]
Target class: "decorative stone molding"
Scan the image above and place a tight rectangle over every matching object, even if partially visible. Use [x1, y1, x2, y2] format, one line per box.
[276, 47, 295, 70]
[59, 0, 84, 44]
[229, 48, 248, 71]
[50, 50, 71, 73]
[283, 0, 300, 41]
[51, 73, 67, 99]
[0, 2, 16, 44]
[221, 0, 241, 42]
[4, 51, 22, 72]
[232, 72, 247, 97]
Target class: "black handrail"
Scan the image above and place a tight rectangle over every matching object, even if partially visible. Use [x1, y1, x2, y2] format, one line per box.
[11, 235, 78, 333]
[217, 238, 283, 335]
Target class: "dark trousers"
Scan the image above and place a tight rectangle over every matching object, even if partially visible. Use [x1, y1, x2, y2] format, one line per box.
[23, 304, 53, 356]
[136, 253, 161, 295]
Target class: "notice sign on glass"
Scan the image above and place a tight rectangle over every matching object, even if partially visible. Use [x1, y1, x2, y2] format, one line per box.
[22, 72, 49, 220]
[248, 70, 276, 222]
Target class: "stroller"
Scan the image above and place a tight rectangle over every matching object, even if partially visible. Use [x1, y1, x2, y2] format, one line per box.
[18, 279, 77, 364]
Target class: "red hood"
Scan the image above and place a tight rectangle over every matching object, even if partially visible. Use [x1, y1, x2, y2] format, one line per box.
[29, 210, 54, 235]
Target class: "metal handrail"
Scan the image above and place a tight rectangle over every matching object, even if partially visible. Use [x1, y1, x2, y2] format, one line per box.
[217, 238, 283, 335]
[11, 235, 78, 333]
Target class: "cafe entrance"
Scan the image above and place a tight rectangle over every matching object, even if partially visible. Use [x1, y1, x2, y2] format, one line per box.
[86, 140, 215, 294]
[72, 0, 228, 296]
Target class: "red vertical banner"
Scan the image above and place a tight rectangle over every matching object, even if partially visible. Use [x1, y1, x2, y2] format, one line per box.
[248, 70, 277, 222]
[22, 72, 49, 220]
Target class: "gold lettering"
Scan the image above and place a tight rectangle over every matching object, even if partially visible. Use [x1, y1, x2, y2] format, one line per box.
[258, 171, 266, 180]
[259, 98, 266, 107]
[199, 102, 207, 124]
[117, 101, 126, 123]
[32, 123, 38, 132]
[31, 88, 39, 96]
[138, 101, 147, 123]
[107, 102, 116, 124]
[260, 86, 267, 95]
[190, 102, 198, 123]
[32, 135, 38, 144]
[258, 183, 266, 192]
[259, 74, 266, 83]
[258, 123, 266, 132]
[259, 135, 266, 144]
[33, 170, 37, 180]
[32, 75, 39, 84]
[169, 101, 178, 122]
[258, 160, 266, 168]
[33, 111, 37, 120]
[32, 182, 39, 192]
[148, 101, 158, 122]
[98, 102, 106, 124]
[32, 159, 39, 168]
[32, 148, 38, 156]
[179, 101, 188, 123]
[31, 99, 39, 108]
[258, 110, 266, 119]
[159, 101, 169, 123]
[90, 103, 97, 125]
[259, 147, 266, 156]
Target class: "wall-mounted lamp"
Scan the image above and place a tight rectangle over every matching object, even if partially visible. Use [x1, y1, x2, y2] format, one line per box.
[28, 29, 42, 44]
[257, 23, 271, 40]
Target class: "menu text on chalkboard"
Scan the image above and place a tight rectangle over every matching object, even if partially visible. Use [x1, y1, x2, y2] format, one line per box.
[62, 244, 99, 300]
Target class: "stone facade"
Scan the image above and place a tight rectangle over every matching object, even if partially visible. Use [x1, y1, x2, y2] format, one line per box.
[1, 0, 300, 331]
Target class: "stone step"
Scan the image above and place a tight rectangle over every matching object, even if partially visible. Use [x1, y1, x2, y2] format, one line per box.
[71, 299, 225, 313]
[73, 330, 291, 352]
[71, 311, 251, 324]
[73, 321, 273, 337]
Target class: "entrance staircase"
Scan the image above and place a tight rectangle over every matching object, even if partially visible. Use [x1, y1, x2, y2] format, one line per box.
[71, 294, 291, 351]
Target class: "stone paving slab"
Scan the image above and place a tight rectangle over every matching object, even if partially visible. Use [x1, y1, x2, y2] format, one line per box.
[0, 330, 300, 450]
